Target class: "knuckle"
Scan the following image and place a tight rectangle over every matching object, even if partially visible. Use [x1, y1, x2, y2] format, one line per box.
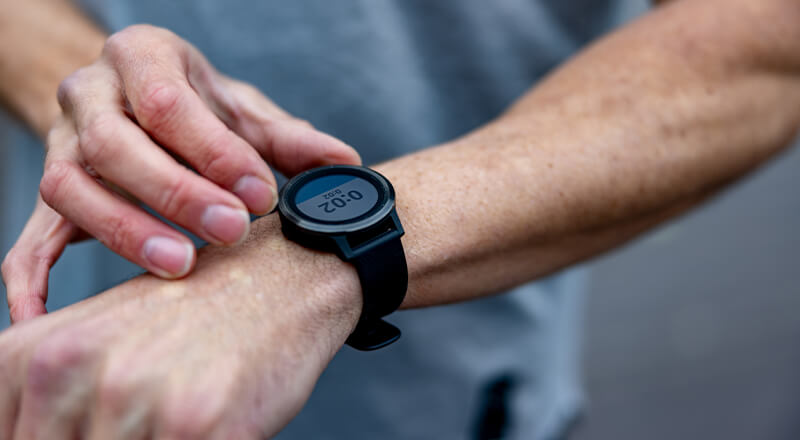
[195, 133, 240, 181]
[39, 160, 78, 208]
[135, 81, 184, 133]
[159, 176, 194, 219]
[79, 114, 120, 166]
[103, 28, 135, 57]
[161, 415, 208, 439]
[7, 300, 28, 324]
[27, 337, 92, 391]
[103, 214, 137, 255]
[117, 23, 155, 39]
[159, 396, 225, 439]
[159, 361, 241, 438]
[123, 23, 174, 41]
[56, 67, 92, 111]
[103, 24, 165, 59]
[1, 249, 14, 282]
[0, 248, 25, 293]
[289, 117, 314, 129]
[97, 366, 141, 415]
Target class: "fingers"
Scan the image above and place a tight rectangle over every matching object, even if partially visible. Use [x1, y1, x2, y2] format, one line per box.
[127, 76, 276, 214]
[261, 119, 363, 176]
[40, 145, 197, 278]
[1, 197, 77, 324]
[185, 54, 362, 177]
[42, 115, 200, 279]
[102, 27, 277, 214]
[62, 24, 359, 223]
[0, 302, 151, 440]
[57, 64, 253, 247]
[8, 316, 145, 440]
[12, 332, 97, 440]
[0, 302, 100, 440]
[63, 100, 252, 247]
[38, 23, 361, 288]
[83, 363, 155, 440]
[218, 78, 363, 177]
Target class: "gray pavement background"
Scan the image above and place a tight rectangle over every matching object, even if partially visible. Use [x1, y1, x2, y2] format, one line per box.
[574, 140, 800, 440]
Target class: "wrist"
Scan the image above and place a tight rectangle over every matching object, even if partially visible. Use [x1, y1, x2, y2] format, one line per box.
[219, 215, 363, 357]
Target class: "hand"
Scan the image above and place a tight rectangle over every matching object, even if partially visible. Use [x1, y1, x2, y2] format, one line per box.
[0, 217, 362, 439]
[2, 24, 360, 323]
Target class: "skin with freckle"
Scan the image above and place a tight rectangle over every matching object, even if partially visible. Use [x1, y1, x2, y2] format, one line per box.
[157, 283, 186, 300]
[227, 269, 253, 286]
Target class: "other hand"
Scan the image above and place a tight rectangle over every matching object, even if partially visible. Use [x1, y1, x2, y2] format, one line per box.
[0, 218, 361, 439]
[2, 24, 360, 323]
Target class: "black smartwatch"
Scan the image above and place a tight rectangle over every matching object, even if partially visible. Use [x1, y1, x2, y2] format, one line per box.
[277, 165, 407, 351]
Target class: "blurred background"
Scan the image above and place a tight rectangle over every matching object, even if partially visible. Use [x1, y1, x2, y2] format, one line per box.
[573, 139, 800, 440]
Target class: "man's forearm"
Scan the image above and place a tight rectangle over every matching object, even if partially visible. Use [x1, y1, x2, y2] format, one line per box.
[370, 0, 800, 307]
[62, 0, 797, 313]
[0, 0, 106, 137]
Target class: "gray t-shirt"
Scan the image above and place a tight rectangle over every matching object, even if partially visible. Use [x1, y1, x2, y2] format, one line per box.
[0, 1, 648, 438]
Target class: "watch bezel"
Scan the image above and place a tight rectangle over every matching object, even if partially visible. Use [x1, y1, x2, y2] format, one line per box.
[278, 165, 396, 235]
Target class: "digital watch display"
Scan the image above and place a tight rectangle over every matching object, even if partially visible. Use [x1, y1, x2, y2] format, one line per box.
[278, 165, 407, 351]
[294, 174, 379, 222]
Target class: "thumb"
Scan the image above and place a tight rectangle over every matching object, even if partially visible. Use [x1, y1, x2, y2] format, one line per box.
[2, 196, 79, 324]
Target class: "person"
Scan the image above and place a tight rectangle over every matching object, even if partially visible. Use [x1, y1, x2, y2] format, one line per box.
[0, 0, 798, 438]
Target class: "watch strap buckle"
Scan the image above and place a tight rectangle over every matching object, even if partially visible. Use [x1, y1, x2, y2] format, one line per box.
[346, 319, 402, 351]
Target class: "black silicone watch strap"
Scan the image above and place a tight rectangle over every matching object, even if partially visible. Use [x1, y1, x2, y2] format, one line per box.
[345, 236, 407, 350]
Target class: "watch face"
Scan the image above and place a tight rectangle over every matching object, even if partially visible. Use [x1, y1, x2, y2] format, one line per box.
[279, 165, 395, 234]
[294, 174, 380, 222]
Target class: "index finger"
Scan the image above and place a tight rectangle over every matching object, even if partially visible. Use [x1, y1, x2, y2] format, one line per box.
[2, 197, 77, 324]
[104, 30, 277, 214]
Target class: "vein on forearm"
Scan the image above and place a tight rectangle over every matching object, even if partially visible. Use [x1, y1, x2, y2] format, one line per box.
[377, 0, 800, 308]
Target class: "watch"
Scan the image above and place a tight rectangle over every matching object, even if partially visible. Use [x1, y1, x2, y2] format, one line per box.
[277, 165, 407, 351]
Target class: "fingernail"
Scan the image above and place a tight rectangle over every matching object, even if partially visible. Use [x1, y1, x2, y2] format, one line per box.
[201, 204, 250, 245]
[268, 184, 278, 212]
[143, 237, 194, 278]
[233, 175, 275, 214]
